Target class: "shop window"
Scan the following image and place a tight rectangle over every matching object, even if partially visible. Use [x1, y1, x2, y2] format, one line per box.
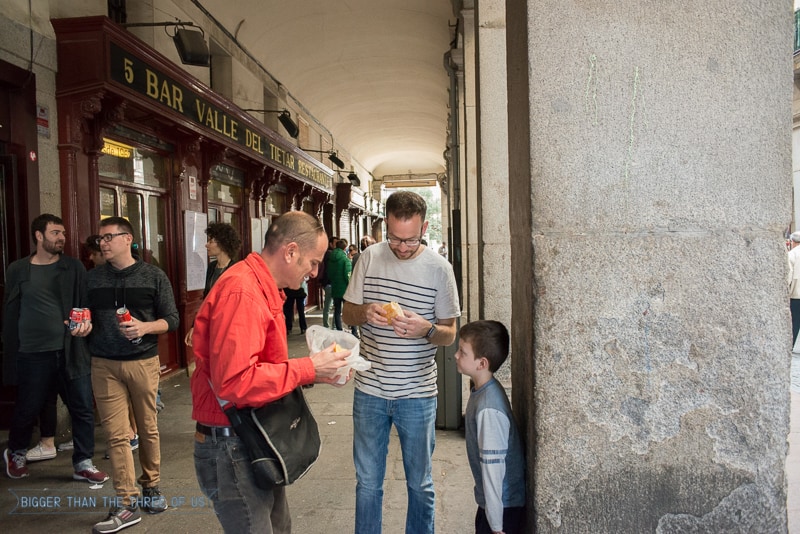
[208, 164, 243, 231]
[99, 138, 167, 188]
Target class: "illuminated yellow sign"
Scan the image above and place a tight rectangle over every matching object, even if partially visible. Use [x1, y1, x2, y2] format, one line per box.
[102, 139, 134, 159]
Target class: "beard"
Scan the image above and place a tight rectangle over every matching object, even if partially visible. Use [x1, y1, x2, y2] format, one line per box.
[42, 238, 64, 255]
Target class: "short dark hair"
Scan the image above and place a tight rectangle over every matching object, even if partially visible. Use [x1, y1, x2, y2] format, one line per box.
[99, 216, 135, 238]
[31, 213, 63, 246]
[206, 222, 242, 259]
[85, 235, 102, 253]
[386, 191, 427, 221]
[265, 211, 325, 254]
[459, 320, 510, 373]
[336, 240, 347, 250]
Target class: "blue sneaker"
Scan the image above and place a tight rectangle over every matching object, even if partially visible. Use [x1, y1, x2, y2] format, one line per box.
[129, 434, 139, 451]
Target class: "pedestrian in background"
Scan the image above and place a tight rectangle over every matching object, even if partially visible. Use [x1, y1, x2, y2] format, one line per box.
[85, 216, 179, 533]
[327, 239, 352, 331]
[2, 214, 107, 485]
[319, 235, 337, 328]
[185, 222, 241, 347]
[789, 231, 800, 349]
[283, 280, 309, 334]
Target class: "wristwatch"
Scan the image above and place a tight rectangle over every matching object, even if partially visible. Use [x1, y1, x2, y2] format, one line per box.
[425, 323, 437, 339]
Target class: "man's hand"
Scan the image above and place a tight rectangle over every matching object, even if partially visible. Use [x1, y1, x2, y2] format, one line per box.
[310, 342, 351, 384]
[65, 319, 92, 337]
[390, 309, 430, 339]
[119, 317, 145, 340]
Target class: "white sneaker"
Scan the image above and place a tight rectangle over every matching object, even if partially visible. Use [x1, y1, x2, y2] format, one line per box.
[57, 440, 74, 452]
[26, 442, 57, 462]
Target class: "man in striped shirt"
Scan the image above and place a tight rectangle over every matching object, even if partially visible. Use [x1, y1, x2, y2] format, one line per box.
[343, 191, 460, 534]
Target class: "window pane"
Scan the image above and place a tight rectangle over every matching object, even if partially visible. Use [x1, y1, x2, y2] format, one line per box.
[121, 192, 144, 258]
[100, 187, 116, 218]
[148, 195, 167, 271]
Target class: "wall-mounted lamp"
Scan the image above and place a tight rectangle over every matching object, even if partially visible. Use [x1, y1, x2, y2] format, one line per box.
[120, 21, 210, 67]
[344, 171, 361, 187]
[242, 109, 299, 138]
[299, 148, 345, 169]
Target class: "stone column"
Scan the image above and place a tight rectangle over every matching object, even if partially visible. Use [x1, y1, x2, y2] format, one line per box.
[506, 2, 791, 531]
[476, 0, 512, 382]
[461, 6, 480, 323]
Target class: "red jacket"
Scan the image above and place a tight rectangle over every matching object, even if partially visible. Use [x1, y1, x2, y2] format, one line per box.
[191, 252, 315, 427]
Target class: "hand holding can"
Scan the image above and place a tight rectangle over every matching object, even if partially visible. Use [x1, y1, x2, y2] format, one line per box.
[116, 307, 143, 345]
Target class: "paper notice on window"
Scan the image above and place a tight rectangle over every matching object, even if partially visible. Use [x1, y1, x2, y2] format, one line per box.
[185, 210, 208, 291]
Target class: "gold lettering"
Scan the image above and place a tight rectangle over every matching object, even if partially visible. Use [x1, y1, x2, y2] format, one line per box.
[172, 85, 184, 113]
[159, 80, 172, 108]
[123, 58, 134, 84]
[205, 108, 216, 129]
[145, 69, 158, 99]
[229, 120, 238, 141]
[195, 100, 207, 122]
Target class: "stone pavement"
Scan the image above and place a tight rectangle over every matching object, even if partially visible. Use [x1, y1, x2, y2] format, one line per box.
[1, 326, 799, 533]
[0, 313, 475, 533]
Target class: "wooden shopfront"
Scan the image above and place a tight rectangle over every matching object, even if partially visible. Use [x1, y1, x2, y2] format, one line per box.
[52, 16, 334, 375]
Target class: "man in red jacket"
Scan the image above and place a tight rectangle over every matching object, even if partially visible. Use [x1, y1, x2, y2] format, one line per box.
[191, 211, 351, 533]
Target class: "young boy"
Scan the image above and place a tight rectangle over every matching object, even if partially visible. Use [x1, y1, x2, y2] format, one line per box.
[456, 320, 526, 534]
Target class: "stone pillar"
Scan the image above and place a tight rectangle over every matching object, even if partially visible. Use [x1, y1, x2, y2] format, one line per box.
[506, 2, 791, 531]
[461, 6, 480, 323]
[476, 0, 512, 383]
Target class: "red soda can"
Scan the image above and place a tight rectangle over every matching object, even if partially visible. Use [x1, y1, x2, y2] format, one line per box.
[82, 308, 91, 324]
[116, 307, 143, 345]
[69, 308, 84, 330]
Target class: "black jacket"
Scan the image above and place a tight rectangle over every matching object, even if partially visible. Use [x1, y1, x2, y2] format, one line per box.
[2, 254, 91, 385]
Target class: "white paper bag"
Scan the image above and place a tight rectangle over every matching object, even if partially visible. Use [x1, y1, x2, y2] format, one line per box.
[305, 326, 370, 384]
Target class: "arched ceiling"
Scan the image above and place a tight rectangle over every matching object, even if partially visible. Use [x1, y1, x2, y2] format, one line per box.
[200, 0, 455, 178]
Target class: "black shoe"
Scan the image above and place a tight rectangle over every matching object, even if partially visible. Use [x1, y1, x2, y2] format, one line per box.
[140, 486, 168, 514]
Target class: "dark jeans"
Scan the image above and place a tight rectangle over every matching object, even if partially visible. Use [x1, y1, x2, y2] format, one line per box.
[8, 351, 96, 469]
[333, 297, 344, 331]
[283, 295, 307, 333]
[194, 432, 290, 533]
[475, 506, 526, 534]
[792, 299, 800, 348]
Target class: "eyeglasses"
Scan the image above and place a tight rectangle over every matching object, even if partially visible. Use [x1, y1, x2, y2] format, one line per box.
[386, 235, 421, 247]
[95, 232, 130, 244]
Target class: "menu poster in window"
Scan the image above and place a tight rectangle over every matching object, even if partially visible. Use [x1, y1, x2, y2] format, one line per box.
[250, 216, 272, 253]
[185, 210, 208, 291]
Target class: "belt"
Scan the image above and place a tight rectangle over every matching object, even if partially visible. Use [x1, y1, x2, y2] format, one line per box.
[196, 422, 236, 437]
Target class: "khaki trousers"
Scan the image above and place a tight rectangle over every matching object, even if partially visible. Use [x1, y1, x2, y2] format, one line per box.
[92, 356, 161, 505]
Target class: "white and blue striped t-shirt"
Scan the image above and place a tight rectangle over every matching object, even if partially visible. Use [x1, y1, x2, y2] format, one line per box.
[343, 242, 460, 399]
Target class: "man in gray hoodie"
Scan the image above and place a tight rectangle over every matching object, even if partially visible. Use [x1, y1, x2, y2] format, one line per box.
[84, 216, 179, 534]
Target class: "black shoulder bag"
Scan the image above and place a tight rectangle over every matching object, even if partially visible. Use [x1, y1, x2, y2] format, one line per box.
[216, 386, 321, 489]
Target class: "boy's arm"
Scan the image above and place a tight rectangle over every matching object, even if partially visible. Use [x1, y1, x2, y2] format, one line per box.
[477, 408, 512, 533]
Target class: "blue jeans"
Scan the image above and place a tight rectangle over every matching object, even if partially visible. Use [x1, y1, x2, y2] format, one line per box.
[322, 284, 333, 327]
[353, 389, 437, 534]
[194, 431, 290, 533]
[9, 351, 96, 469]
